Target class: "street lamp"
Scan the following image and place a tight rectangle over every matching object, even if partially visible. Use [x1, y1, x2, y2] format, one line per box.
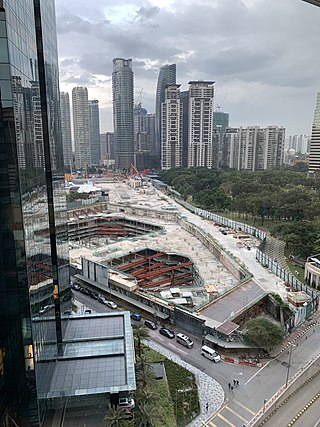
[285, 343, 296, 387]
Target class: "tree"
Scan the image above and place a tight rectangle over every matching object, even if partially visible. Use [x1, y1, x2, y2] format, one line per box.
[243, 318, 285, 348]
[103, 406, 133, 427]
[135, 401, 162, 427]
[132, 323, 150, 358]
[136, 364, 156, 394]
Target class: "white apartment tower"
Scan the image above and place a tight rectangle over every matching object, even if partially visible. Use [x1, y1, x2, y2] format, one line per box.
[309, 92, 320, 173]
[222, 126, 285, 171]
[72, 86, 90, 169]
[161, 84, 182, 170]
[188, 81, 215, 168]
[59, 91, 73, 168]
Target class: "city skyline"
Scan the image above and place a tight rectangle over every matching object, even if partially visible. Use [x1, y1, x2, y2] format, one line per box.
[55, 0, 320, 137]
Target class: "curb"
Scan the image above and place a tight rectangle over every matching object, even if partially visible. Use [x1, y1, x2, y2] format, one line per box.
[276, 320, 320, 357]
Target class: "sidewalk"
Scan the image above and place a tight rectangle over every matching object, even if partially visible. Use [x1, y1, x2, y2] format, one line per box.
[270, 314, 320, 357]
[146, 340, 225, 427]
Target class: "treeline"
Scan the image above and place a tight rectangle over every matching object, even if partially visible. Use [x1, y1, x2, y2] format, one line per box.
[159, 167, 320, 258]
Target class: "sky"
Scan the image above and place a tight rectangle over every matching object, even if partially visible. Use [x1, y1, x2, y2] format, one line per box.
[55, 0, 320, 137]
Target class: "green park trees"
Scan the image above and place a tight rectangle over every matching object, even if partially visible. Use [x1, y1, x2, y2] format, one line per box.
[160, 166, 320, 258]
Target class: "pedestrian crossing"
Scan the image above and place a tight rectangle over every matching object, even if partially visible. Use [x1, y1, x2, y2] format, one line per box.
[205, 399, 255, 427]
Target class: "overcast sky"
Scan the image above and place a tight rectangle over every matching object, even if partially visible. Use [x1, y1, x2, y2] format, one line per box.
[55, 0, 320, 137]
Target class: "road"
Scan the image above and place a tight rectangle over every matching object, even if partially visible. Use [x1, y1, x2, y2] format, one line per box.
[73, 290, 320, 427]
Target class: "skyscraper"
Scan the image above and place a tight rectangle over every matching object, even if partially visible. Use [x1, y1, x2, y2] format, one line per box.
[0, 1, 70, 425]
[88, 99, 101, 166]
[60, 91, 73, 169]
[213, 111, 229, 150]
[308, 93, 320, 174]
[72, 86, 90, 170]
[112, 58, 134, 169]
[133, 103, 147, 152]
[146, 113, 156, 155]
[222, 126, 285, 170]
[188, 81, 215, 168]
[161, 84, 182, 170]
[155, 64, 176, 157]
[180, 90, 189, 167]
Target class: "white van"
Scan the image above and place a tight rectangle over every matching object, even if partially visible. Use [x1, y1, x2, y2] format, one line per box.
[176, 333, 194, 348]
[201, 345, 221, 362]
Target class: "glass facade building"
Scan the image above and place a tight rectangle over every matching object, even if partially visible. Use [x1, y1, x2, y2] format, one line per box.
[112, 58, 134, 170]
[155, 64, 176, 158]
[88, 99, 101, 166]
[0, 0, 70, 425]
[59, 91, 73, 169]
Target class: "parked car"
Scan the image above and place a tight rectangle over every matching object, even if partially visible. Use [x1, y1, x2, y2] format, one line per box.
[89, 292, 99, 300]
[176, 333, 193, 348]
[105, 300, 117, 309]
[131, 313, 142, 321]
[118, 397, 135, 409]
[97, 295, 105, 303]
[71, 283, 80, 291]
[201, 345, 221, 362]
[144, 320, 157, 330]
[84, 309, 92, 314]
[159, 327, 175, 339]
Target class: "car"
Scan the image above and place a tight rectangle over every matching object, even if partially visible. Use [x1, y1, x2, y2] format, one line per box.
[89, 292, 99, 300]
[159, 327, 175, 339]
[84, 309, 92, 314]
[176, 333, 193, 348]
[144, 320, 157, 330]
[118, 398, 135, 409]
[97, 295, 105, 303]
[63, 310, 72, 316]
[71, 283, 80, 291]
[131, 313, 142, 321]
[105, 300, 117, 309]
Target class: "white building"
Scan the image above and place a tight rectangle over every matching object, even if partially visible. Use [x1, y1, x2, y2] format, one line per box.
[161, 84, 182, 170]
[308, 93, 320, 174]
[222, 126, 285, 171]
[288, 134, 310, 154]
[188, 81, 215, 168]
[72, 86, 90, 169]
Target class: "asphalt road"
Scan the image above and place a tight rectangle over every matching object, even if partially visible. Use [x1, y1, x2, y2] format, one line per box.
[73, 291, 320, 427]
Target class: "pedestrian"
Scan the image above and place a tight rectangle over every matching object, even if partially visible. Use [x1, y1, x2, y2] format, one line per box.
[233, 379, 236, 386]
[237, 380, 240, 386]
[230, 386, 234, 391]
[206, 402, 209, 412]
[228, 382, 231, 390]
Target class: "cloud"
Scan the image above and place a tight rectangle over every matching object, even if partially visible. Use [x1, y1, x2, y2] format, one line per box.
[55, 0, 320, 135]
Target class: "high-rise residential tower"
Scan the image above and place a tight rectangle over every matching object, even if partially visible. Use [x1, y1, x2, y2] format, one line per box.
[89, 99, 101, 165]
[155, 64, 176, 158]
[0, 1, 70, 424]
[112, 58, 134, 169]
[188, 81, 215, 168]
[180, 90, 189, 167]
[308, 93, 320, 174]
[222, 126, 285, 171]
[72, 86, 90, 169]
[60, 91, 73, 168]
[161, 84, 183, 170]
